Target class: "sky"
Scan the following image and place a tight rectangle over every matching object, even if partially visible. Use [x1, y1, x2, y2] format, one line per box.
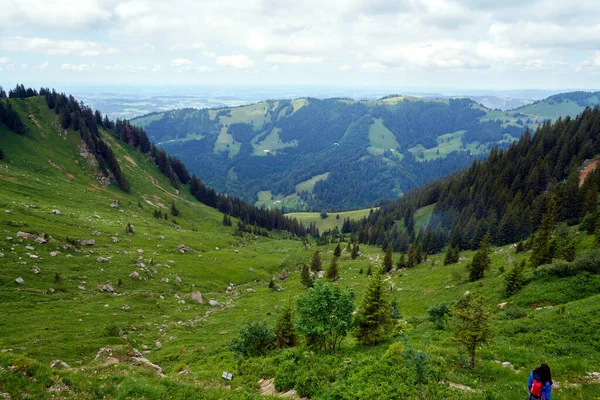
[1, 0, 600, 90]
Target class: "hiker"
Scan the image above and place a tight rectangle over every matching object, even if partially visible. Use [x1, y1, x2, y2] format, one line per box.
[528, 363, 552, 400]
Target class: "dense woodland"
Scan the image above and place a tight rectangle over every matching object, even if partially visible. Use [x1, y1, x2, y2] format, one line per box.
[138, 97, 524, 210]
[347, 107, 600, 256]
[1, 85, 305, 237]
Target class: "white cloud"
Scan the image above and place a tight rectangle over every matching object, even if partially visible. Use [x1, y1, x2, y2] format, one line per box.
[169, 58, 211, 73]
[265, 54, 322, 64]
[62, 63, 95, 72]
[338, 64, 352, 71]
[0, 0, 111, 29]
[0, 57, 10, 64]
[216, 54, 254, 69]
[170, 58, 194, 67]
[0, 36, 120, 56]
[360, 61, 387, 71]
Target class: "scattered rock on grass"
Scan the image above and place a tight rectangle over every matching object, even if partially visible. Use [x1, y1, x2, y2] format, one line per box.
[78, 239, 95, 246]
[51, 209, 61, 215]
[191, 292, 203, 303]
[50, 360, 71, 369]
[17, 231, 35, 239]
[35, 237, 48, 244]
[15, 277, 24, 285]
[50, 251, 59, 257]
[209, 300, 219, 306]
[129, 271, 140, 279]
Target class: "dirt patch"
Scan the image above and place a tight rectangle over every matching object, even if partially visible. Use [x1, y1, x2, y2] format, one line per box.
[28, 114, 41, 129]
[448, 382, 479, 392]
[258, 378, 304, 399]
[580, 159, 599, 186]
[153, 194, 162, 200]
[66, 173, 75, 179]
[124, 155, 137, 166]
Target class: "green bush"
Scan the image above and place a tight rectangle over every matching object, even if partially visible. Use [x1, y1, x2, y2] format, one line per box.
[427, 302, 451, 329]
[229, 320, 275, 359]
[535, 249, 600, 279]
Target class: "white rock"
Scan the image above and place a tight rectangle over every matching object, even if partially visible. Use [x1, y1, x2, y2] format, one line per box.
[50, 360, 71, 369]
[50, 251, 59, 257]
[51, 209, 61, 215]
[122, 305, 131, 311]
[129, 271, 140, 279]
[25, 245, 35, 251]
[158, 295, 164, 300]
[15, 277, 24, 285]
[209, 300, 219, 306]
[0, 253, 4, 258]
[215, 247, 219, 251]
[160, 278, 169, 283]
[97, 257, 108, 263]
[191, 292, 204, 303]
[497, 302, 508, 309]
[175, 276, 182, 284]
[246, 288, 255, 293]
[137, 249, 144, 254]
[30, 267, 40, 274]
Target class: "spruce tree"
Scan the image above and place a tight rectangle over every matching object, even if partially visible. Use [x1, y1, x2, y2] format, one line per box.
[468, 231, 491, 281]
[334, 243, 341, 257]
[355, 268, 393, 345]
[327, 256, 340, 281]
[366, 264, 372, 277]
[383, 243, 393, 273]
[531, 196, 556, 267]
[125, 222, 134, 235]
[274, 299, 298, 348]
[397, 253, 406, 268]
[310, 251, 322, 272]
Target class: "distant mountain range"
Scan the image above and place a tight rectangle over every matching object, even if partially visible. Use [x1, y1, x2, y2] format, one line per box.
[132, 91, 600, 211]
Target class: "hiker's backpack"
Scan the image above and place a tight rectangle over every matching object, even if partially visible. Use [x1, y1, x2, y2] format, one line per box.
[530, 374, 543, 399]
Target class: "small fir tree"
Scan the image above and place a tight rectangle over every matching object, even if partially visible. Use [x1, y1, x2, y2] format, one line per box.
[170, 200, 180, 217]
[125, 222, 134, 235]
[327, 256, 340, 281]
[334, 243, 341, 257]
[351, 243, 360, 259]
[504, 261, 525, 296]
[531, 196, 556, 267]
[300, 264, 313, 288]
[274, 299, 297, 348]
[355, 268, 393, 345]
[383, 243, 393, 273]
[310, 251, 322, 272]
[468, 231, 491, 281]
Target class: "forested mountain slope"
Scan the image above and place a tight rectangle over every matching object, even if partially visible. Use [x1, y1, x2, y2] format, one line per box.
[350, 106, 600, 254]
[133, 92, 600, 211]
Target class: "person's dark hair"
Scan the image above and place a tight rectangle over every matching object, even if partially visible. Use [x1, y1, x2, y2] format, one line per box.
[535, 363, 552, 385]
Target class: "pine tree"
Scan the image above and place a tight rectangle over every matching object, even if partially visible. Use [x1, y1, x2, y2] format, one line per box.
[444, 245, 460, 265]
[310, 251, 322, 272]
[451, 293, 492, 368]
[125, 222, 134, 235]
[383, 243, 393, 273]
[366, 264, 372, 277]
[531, 196, 556, 267]
[334, 243, 341, 257]
[355, 269, 393, 345]
[468, 231, 491, 281]
[397, 253, 406, 268]
[274, 299, 298, 348]
[327, 256, 340, 281]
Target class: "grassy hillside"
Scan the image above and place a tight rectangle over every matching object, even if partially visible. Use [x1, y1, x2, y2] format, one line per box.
[288, 207, 376, 231]
[1, 95, 599, 399]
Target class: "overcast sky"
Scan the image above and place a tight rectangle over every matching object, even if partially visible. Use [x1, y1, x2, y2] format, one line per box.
[1, 0, 600, 90]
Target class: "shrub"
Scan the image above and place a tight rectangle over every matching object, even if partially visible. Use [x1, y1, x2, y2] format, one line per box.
[384, 341, 405, 362]
[229, 320, 275, 359]
[427, 302, 451, 329]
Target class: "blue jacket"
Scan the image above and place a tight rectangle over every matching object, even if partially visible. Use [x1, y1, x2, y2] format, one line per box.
[528, 371, 552, 400]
